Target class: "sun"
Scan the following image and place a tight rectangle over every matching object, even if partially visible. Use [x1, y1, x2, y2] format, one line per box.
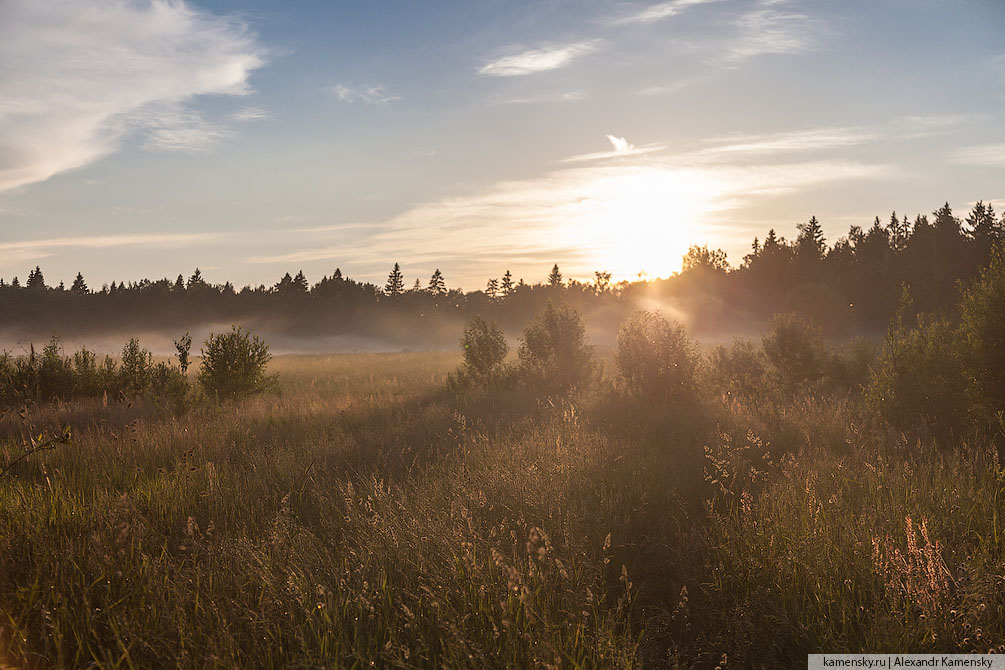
[563, 166, 722, 281]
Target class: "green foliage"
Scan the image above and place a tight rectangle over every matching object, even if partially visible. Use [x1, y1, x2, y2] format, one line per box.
[120, 337, 153, 394]
[762, 313, 828, 394]
[198, 326, 273, 400]
[174, 331, 192, 373]
[867, 292, 970, 441]
[709, 338, 767, 401]
[960, 244, 1005, 415]
[457, 315, 508, 386]
[615, 311, 700, 403]
[518, 302, 597, 394]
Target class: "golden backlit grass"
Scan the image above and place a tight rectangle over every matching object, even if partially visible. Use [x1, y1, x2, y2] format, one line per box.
[1, 353, 1004, 668]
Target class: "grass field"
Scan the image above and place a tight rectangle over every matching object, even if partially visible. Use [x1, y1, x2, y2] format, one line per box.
[1, 351, 1004, 668]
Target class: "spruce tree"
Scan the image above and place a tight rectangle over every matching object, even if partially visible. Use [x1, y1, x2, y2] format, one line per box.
[548, 264, 563, 287]
[384, 263, 404, 297]
[501, 270, 514, 296]
[428, 269, 446, 296]
[70, 272, 89, 295]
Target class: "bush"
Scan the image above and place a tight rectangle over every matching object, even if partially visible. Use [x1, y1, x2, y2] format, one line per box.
[198, 326, 273, 400]
[120, 338, 153, 395]
[709, 338, 767, 401]
[456, 315, 508, 386]
[615, 311, 700, 403]
[761, 313, 828, 395]
[960, 244, 1005, 416]
[518, 302, 597, 395]
[867, 295, 970, 442]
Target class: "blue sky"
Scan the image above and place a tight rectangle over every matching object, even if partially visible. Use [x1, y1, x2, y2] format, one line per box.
[1, 0, 1003, 290]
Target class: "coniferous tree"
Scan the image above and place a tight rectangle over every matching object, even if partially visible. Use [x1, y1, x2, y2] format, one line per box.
[428, 269, 446, 296]
[501, 270, 514, 296]
[486, 278, 499, 300]
[548, 264, 563, 287]
[173, 274, 185, 292]
[70, 272, 89, 295]
[187, 268, 206, 289]
[26, 266, 46, 290]
[888, 211, 911, 252]
[384, 263, 404, 297]
[293, 270, 309, 294]
[11, 277, 19, 288]
[795, 216, 826, 260]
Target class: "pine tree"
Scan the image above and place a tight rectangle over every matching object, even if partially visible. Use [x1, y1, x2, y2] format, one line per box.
[293, 270, 309, 293]
[486, 278, 499, 300]
[501, 270, 514, 296]
[26, 265, 46, 290]
[384, 263, 404, 297]
[966, 201, 1002, 244]
[428, 269, 446, 296]
[187, 268, 206, 289]
[888, 211, 910, 252]
[548, 264, 563, 287]
[333, 268, 343, 281]
[275, 272, 294, 293]
[796, 216, 826, 260]
[173, 274, 185, 292]
[70, 272, 89, 295]
[11, 277, 20, 288]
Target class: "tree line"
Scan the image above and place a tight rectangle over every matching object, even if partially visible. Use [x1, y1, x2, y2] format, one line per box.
[1, 200, 1000, 340]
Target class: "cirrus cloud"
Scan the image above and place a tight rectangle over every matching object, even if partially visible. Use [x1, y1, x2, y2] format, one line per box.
[0, 0, 267, 192]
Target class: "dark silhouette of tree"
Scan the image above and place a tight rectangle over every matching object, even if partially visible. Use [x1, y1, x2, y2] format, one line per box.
[26, 266, 46, 290]
[501, 270, 514, 297]
[293, 270, 309, 294]
[385, 263, 404, 297]
[173, 274, 185, 293]
[428, 269, 446, 296]
[681, 245, 729, 273]
[187, 268, 206, 289]
[795, 216, 826, 261]
[888, 211, 910, 252]
[70, 272, 89, 295]
[594, 271, 612, 294]
[486, 278, 499, 300]
[548, 264, 563, 287]
[10, 277, 19, 288]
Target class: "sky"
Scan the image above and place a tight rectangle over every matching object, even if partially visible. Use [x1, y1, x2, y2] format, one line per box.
[1, 0, 1004, 292]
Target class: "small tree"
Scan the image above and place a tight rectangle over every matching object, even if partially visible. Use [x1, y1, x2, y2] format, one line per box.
[174, 331, 192, 373]
[960, 244, 1005, 415]
[761, 313, 827, 395]
[518, 302, 596, 394]
[120, 338, 153, 394]
[458, 315, 508, 385]
[616, 312, 700, 402]
[70, 272, 88, 295]
[198, 326, 272, 400]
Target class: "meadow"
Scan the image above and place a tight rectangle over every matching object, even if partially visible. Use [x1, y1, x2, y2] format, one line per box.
[2, 310, 1005, 669]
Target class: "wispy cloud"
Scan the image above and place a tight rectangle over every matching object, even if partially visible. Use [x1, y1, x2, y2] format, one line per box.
[245, 148, 891, 283]
[949, 142, 1005, 167]
[607, 0, 722, 26]
[0, 0, 267, 192]
[331, 84, 401, 105]
[479, 40, 603, 77]
[699, 127, 878, 157]
[726, 4, 817, 62]
[560, 134, 666, 163]
[140, 106, 231, 153]
[0, 232, 223, 261]
[231, 107, 270, 122]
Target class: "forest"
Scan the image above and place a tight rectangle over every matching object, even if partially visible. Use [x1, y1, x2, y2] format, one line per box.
[2, 200, 1001, 348]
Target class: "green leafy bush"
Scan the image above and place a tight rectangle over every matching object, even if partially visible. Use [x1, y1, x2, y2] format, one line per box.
[198, 326, 273, 400]
[867, 292, 970, 442]
[456, 315, 508, 386]
[709, 338, 767, 401]
[761, 313, 828, 395]
[120, 337, 153, 394]
[518, 302, 597, 395]
[615, 311, 700, 403]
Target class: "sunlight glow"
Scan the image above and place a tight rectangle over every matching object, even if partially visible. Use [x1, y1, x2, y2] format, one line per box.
[559, 166, 725, 280]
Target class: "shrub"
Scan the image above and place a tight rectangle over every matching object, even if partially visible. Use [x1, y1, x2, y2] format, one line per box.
[761, 313, 828, 395]
[457, 315, 508, 386]
[198, 326, 273, 400]
[960, 244, 1005, 416]
[518, 302, 597, 395]
[709, 338, 767, 401]
[120, 337, 153, 395]
[867, 291, 970, 442]
[615, 311, 700, 403]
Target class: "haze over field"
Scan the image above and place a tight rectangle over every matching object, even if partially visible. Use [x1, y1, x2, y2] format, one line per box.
[1, 0, 1003, 291]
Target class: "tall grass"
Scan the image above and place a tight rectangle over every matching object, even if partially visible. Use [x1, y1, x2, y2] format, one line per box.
[1, 350, 1004, 667]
